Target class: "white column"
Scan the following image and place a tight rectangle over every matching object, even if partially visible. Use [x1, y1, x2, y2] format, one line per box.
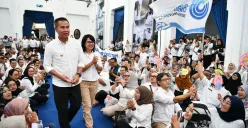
[123, 0, 135, 47]
[224, 0, 248, 69]
[103, 2, 114, 49]
[157, 27, 176, 57]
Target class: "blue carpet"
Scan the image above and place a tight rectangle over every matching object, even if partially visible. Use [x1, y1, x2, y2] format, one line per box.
[37, 76, 113, 128]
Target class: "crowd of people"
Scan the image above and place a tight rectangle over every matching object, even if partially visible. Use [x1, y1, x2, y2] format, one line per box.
[0, 35, 55, 127]
[0, 16, 248, 128]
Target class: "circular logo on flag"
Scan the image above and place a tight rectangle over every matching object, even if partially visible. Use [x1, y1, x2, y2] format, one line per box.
[190, 0, 209, 20]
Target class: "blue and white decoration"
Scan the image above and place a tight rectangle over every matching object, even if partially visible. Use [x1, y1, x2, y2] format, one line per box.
[150, 0, 213, 34]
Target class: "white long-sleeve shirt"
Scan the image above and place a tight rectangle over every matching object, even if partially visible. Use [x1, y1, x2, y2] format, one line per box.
[152, 87, 182, 125]
[21, 78, 40, 97]
[110, 84, 135, 107]
[126, 103, 153, 128]
[209, 107, 245, 128]
[44, 38, 85, 87]
[199, 77, 231, 108]
[239, 67, 247, 85]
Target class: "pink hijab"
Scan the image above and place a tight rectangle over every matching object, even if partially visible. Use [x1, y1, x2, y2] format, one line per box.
[4, 98, 29, 118]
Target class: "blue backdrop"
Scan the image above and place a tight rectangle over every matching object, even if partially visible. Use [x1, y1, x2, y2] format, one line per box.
[23, 10, 55, 38]
[113, 8, 124, 42]
[211, 0, 228, 44]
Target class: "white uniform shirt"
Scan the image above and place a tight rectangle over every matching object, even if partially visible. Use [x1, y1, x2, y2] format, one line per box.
[203, 42, 213, 55]
[81, 52, 102, 81]
[44, 38, 85, 87]
[169, 44, 179, 57]
[30, 40, 37, 48]
[177, 43, 186, 57]
[22, 39, 29, 48]
[152, 87, 181, 125]
[199, 77, 231, 108]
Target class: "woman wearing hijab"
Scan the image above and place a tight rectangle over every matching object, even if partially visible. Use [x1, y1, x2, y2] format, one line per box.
[180, 101, 211, 128]
[0, 87, 14, 117]
[237, 85, 248, 121]
[225, 63, 236, 79]
[117, 86, 154, 128]
[209, 95, 246, 128]
[225, 72, 242, 95]
[0, 98, 39, 128]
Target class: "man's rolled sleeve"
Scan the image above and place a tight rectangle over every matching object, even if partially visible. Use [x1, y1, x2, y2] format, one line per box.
[43, 43, 54, 73]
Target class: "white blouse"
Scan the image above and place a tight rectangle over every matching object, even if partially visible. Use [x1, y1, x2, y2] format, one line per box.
[209, 107, 245, 128]
[126, 103, 153, 128]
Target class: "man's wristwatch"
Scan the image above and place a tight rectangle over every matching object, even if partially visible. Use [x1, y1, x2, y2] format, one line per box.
[76, 73, 81, 77]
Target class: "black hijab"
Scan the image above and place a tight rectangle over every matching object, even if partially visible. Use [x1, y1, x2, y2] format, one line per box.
[217, 96, 245, 125]
[225, 72, 242, 95]
[21, 67, 34, 85]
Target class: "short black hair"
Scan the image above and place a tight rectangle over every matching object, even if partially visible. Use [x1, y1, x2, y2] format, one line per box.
[120, 66, 128, 72]
[81, 34, 95, 52]
[110, 58, 117, 62]
[9, 58, 16, 63]
[156, 73, 171, 82]
[54, 17, 69, 28]
[33, 59, 39, 64]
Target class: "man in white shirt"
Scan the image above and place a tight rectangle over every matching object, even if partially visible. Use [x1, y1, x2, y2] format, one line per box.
[152, 73, 195, 128]
[29, 37, 37, 52]
[44, 17, 85, 128]
[203, 36, 213, 69]
[21, 36, 29, 51]
[168, 40, 178, 58]
[142, 72, 159, 93]
[177, 38, 186, 59]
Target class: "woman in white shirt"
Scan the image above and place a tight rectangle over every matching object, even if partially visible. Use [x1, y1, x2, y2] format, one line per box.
[237, 85, 248, 121]
[116, 86, 154, 128]
[21, 67, 48, 105]
[209, 95, 245, 128]
[80, 34, 103, 128]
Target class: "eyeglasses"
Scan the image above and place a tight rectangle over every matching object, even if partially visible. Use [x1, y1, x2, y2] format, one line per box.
[223, 100, 231, 105]
[150, 75, 157, 78]
[87, 41, 94, 44]
[123, 75, 130, 77]
[160, 78, 170, 82]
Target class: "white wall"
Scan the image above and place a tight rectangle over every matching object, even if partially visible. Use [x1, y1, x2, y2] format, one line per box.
[0, 8, 13, 38]
[224, 0, 248, 69]
[0, 0, 96, 39]
[66, 14, 90, 41]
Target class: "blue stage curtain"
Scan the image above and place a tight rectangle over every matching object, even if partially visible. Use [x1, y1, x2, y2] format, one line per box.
[23, 10, 55, 38]
[176, 28, 183, 43]
[113, 8, 124, 42]
[23, 17, 33, 38]
[45, 18, 55, 38]
[211, 0, 228, 44]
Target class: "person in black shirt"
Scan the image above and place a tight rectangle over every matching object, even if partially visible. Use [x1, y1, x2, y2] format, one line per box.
[109, 58, 120, 85]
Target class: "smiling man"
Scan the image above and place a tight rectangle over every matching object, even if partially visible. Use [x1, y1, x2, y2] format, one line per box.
[44, 17, 85, 128]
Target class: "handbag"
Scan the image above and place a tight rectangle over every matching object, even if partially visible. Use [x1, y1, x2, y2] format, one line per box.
[113, 111, 130, 128]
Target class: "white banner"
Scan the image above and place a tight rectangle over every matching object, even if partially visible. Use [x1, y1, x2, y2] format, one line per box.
[150, 0, 213, 34]
[95, 45, 122, 62]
